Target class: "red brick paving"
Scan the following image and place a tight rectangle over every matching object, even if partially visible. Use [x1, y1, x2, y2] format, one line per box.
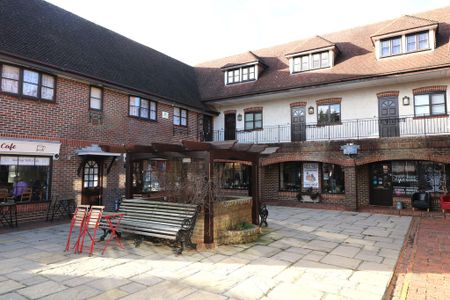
[389, 216, 450, 300]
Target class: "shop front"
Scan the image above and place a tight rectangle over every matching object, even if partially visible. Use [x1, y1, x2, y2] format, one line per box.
[0, 138, 60, 203]
[369, 160, 450, 207]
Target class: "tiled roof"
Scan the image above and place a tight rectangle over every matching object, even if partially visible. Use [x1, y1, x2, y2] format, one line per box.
[371, 15, 438, 38]
[221, 51, 261, 69]
[285, 36, 335, 56]
[195, 6, 450, 102]
[0, 0, 204, 110]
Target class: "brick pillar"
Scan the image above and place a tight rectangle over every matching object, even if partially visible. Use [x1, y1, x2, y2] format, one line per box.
[357, 165, 369, 208]
[344, 165, 357, 211]
[261, 164, 278, 202]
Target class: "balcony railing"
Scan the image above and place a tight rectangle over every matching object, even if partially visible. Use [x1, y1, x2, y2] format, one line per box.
[209, 115, 450, 144]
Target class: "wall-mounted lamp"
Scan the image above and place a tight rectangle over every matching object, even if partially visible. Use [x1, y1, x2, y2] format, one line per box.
[402, 96, 410, 106]
[308, 106, 315, 114]
[237, 113, 242, 121]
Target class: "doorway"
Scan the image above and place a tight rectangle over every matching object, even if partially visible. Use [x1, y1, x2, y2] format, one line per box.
[81, 159, 103, 205]
[378, 96, 399, 137]
[369, 162, 393, 206]
[291, 106, 306, 141]
[224, 113, 236, 140]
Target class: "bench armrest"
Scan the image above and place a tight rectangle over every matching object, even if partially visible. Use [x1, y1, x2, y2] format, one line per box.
[181, 217, 196, 230]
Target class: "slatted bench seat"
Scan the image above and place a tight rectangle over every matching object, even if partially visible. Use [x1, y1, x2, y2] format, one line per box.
[100, 198, 200, 254]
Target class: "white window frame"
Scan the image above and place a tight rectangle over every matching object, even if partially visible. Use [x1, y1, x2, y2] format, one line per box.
[292, 51, 330, 73]
[225, 65, 257, 85]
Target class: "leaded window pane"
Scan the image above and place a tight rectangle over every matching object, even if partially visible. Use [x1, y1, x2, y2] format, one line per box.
[418, 32, 428, 49]
[406, 35, 416, 52]
[392, 38, 401, 55]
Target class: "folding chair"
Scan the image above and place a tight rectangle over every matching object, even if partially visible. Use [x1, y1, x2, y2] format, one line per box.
[20, 187, 32, 202]
[65, 204, 90, 252]
[78, 205, 104, 256]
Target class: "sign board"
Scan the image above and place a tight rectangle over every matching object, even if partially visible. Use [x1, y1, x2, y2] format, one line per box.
[161, 111, 169, 119]
[0, 139, 61, 156]
[303, 162, 319, 188]
[341, 143, 360, 155]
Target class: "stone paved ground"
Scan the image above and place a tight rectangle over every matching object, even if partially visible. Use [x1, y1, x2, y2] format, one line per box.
[0, 207, 411, 300]
[390, 216, 450, 300]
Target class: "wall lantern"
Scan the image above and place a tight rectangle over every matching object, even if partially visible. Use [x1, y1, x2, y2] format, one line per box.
[402, 96, 410, 106]
[308, 106, 314, 114]
[237, 113, 243, 121]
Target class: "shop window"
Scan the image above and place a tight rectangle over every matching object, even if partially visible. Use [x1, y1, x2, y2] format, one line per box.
[279, 162, 301, 191]
[392, 161, 448, 196]
[0, 156, 50, 202]
[322, 163, 345, 194]
[219, 163, 250, 190]
[132, 159, 168, 194]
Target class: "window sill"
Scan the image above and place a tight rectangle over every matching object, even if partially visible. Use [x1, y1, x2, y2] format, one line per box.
[0, 91, 56, 103]
[173, 124, 188, 128]
[128, 115, 158, 122]
[413, 114, 448, 120]
[240, 128, 263, 132]
[291, 66, 331, 74]
[225, 79, 256, 86]
[380, 48, 432, 59]
[316, 122, 342, 127]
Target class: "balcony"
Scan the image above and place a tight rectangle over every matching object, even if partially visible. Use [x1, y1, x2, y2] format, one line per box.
[209, 115, 450, 144]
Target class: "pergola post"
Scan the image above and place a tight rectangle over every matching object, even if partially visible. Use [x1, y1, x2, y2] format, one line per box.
[251, 160, 260, 225]
[203, 152, 214, 245]
[125, 153, 133, 199]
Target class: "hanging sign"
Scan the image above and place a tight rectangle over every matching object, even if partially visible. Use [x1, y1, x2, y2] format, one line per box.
[303, 162, 319, 188]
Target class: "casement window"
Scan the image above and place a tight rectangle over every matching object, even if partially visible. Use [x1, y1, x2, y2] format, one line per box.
[322, 163, 345, 194]
[244, 111, 262, 130]
[173, 107, 187, 126]
[129, 96, 157, 120]
[317, 103, 341, 124]
[380, 36, 402, 57]
[292, 51, 329, 72]
[89, 86, 102, 110]
[0, 64, 55, 100]
[279, 162, 301, 191]
[414, 92, 447, 116]
[226, 65, 256, 84]
[406, 31, 429, 52]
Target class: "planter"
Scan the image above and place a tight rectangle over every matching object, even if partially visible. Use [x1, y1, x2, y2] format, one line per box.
[218, 225, 261, 245]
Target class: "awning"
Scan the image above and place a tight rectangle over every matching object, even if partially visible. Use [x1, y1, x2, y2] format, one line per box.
[76, 144, 121, 157]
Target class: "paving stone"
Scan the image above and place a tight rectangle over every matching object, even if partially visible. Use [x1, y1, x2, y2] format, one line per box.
[87, 277, 131, 291]
[225, 276, 275, 300]
[270, 250, 304, 263]
[379, 248, 400, 259]
[119, 282, 147, 294]
[39, 285, 101, 300]
[0, 293, 28, 300]
[321, 254, 362, 270]
[89, 288, 128, 300]
[267, 282, 323, 300]
[183, 290, 227, 300]
[330, 245, 361, 258]
[354, 250, 383, 264]
[304, 240, 338, 252]
[303, 251, 327, 262]
[129, 272, 163, 286]
[17, 281, 67, 299]
[0, 280, 25, 295]
[121, 280, 196, 300]
[241, 245, 281, 257]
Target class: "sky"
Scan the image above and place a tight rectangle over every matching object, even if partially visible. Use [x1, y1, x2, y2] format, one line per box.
[45, 0, 450, 65]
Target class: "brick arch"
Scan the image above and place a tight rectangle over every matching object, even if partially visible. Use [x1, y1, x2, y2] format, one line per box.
[355, 153, 450, 166]
[261, 154, 351, 167]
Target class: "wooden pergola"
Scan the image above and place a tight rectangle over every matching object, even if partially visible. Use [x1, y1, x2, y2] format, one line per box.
[106, 140, 270, 245]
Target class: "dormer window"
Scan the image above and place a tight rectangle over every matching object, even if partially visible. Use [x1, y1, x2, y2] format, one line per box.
[380, 37, 402, 57]
[226, 65, 256, 85]
[292, 51, 330, 73]
[406, 31, 429, 52]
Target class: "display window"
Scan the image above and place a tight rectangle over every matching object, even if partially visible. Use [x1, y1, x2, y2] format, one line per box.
[0, 155, 51, 202]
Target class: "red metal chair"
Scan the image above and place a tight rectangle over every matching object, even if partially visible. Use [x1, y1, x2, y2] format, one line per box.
[78, 205, 104, 256]
[439, 194, 450, 217]
[65, 205, 89, 252]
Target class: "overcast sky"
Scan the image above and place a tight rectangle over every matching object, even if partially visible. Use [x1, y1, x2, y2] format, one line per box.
[45, 0, 449, 65]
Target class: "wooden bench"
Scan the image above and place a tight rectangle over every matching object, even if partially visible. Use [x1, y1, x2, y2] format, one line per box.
[100, 198, 200, 254]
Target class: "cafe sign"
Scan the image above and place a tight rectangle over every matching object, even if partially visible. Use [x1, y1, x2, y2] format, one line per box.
[0, 138, 61, 156]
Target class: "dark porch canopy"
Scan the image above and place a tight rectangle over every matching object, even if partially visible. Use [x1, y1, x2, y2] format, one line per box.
[110, 140, 274, 245]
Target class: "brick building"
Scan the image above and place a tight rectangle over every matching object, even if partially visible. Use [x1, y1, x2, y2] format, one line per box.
[1, 0, 449, 221]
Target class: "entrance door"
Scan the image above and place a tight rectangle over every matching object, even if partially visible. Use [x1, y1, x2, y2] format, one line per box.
[378, 96, 399, 137]
[369, 162, 393, 206]
[203, 115, 213, 141]
[224, 113, 236, 140]
[291, 106, 306, 141]
[81, 159, 103, 205]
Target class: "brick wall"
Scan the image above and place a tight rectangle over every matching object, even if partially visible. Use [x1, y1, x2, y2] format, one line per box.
[0, 75, 203, 215]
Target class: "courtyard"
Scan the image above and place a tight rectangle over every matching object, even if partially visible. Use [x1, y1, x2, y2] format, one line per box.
[0, 206, 412, 300]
